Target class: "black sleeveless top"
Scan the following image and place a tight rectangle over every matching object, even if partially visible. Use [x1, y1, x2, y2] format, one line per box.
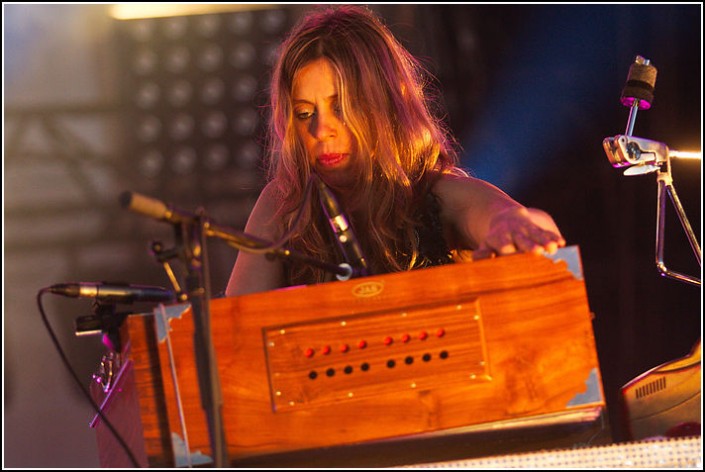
[413, 191, 454, 269]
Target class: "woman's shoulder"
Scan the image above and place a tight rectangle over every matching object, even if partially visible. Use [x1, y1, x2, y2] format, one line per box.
[430, 169, 477, 195]
[430, 170, 513, 217]
[259, 179, 280, 197]
[254, 180, 284, 211]
[244, 181, 285, 237]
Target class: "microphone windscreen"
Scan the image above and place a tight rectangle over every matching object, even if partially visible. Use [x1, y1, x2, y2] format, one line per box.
[120, 191, 168, 220]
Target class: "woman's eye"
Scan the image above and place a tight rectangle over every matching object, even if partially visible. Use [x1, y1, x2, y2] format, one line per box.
[295, 109, 314, 120]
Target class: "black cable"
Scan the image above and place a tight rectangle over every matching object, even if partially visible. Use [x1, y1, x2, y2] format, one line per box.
[36, 288, 141, 468]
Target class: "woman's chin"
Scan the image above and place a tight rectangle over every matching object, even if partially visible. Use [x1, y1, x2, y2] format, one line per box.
[319, 175, 353, 192]
[316, 165, 355, 188]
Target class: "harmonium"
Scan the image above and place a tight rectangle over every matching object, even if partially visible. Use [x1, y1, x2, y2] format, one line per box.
[89, 246, 608, 467]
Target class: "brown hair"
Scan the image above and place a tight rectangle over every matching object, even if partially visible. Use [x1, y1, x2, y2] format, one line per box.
[266, 5, 464, 284]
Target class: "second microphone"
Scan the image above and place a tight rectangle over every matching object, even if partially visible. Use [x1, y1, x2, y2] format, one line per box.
[315, 175, 370, 279]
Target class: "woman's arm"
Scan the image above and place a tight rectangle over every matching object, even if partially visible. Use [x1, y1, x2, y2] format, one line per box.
[433, 173, 565, 259]
[225, 183, 285, 296]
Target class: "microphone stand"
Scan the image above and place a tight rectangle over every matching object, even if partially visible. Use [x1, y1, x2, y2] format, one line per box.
[120, 191, 355, 466]
[182, 209, 228, 467]
[151, 207, 228, 467]
[122, 191, 354, 281]
[205, 219, 354, 280]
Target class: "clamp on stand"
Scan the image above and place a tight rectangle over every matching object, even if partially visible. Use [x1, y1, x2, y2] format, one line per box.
[75, 300, 130, 352]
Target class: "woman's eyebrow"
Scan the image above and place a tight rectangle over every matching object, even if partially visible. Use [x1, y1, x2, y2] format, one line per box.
[292, 94, 338, 104]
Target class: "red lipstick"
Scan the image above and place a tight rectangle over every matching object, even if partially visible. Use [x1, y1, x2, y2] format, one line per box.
[318, 153, 348, 166]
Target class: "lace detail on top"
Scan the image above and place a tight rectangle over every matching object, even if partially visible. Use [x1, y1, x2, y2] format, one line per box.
[413, 192, 454, 268]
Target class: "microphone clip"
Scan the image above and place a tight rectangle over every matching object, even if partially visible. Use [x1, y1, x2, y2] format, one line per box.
[74, 301, 130, 352]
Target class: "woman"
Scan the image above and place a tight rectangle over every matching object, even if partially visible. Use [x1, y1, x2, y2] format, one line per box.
[225, 5, 564, 297]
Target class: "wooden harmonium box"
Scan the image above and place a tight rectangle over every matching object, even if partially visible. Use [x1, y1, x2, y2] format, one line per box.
[93, 245, 605, 467]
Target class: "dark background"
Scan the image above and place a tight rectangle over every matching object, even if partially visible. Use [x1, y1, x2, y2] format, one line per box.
[4, 4, 701, 467]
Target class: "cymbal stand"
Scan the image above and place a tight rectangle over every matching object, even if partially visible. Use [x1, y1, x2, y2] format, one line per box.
[603, 55, 701, 286]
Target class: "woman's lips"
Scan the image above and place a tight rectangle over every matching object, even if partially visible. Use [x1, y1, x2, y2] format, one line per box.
[318, 153, 348, 167]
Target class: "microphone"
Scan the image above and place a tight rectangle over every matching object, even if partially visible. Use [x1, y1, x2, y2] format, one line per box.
[49, 282, 175, 304]
[119, 191, 195, 225]
[120, 190, 353, 278]
[315, 176, 369, 280]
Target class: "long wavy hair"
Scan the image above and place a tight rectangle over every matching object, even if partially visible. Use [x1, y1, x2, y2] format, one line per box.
[266, 5, 464, 285]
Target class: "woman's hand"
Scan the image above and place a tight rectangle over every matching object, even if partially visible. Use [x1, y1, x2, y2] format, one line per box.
[472, 207, 566, 260]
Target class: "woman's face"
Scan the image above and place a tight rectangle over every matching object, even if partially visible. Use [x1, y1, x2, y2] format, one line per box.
[292, 57, 356, 189]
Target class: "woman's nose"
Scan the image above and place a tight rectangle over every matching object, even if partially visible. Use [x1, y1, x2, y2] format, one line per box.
[313, 112, 339, 140]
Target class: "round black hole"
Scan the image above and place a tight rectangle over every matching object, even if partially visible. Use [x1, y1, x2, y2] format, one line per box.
[326, 368, 336, 377]
[344, 365, 353, 374]
[404, 356, 414, 365]
[360, 362, 370, 371]
[387, 359, 396, 368]
[309, 371, 318, 380]
[422, 353, 432, 362]
[439, 350, 449, 359]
